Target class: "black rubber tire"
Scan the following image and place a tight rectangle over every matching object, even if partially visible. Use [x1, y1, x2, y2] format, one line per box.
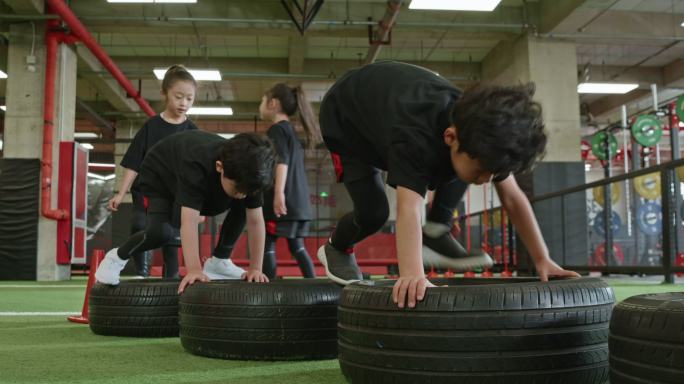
[338, 277, 614, 384]
[609, 292, 684, 384]
[179, 279, 341, 360]
[88, 279, 180, 337]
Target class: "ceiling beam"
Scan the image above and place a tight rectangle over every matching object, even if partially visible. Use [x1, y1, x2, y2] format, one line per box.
[288, 36, 306, 74]
[2, 0, 43, 14]
[76, 45, 141, 113]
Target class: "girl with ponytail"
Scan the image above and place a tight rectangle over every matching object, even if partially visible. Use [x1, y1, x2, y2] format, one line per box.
[258, 83, 320, 279]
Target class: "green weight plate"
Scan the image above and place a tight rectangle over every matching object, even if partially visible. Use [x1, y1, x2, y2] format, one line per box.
[591, 132, 618, 160]
[631, 115, 663, 147]
[676, 94, 684, 121]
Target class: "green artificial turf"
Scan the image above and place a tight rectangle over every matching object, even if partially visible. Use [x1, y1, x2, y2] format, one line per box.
[0, 277, 682, 384]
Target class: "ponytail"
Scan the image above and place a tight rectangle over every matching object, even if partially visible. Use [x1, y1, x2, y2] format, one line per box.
[265, 83, 321, 149]
[293, 86, 321, 149]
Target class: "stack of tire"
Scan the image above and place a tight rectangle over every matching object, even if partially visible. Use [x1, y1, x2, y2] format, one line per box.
[89, 279, 180, 337]
[338, 277, 615, 383]
[609, 292, 684, 383]
[179, 279, 341, 360]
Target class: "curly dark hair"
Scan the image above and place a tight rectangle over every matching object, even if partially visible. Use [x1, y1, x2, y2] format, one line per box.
[220, 133, 276, 195]
[450, 83, 547, 177]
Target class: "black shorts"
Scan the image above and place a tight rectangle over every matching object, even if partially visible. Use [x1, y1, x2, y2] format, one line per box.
[265, 220, 310, 238]
[329, 152, 381, 184]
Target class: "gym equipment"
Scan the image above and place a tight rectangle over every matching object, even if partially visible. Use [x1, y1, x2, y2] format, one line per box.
[180, 279, 341, 360]
[593, 184, 621, 207]
[592, 242, 625, 266]
[610, 293, 684, 383]
[593, 210, 622, 236]
[67, 249, 104, 324]
[631, 115, 663, 147]
[487, 228, 502, 246]
[676, 93, 684, 121]
[677, 166, 684, 182]
[89, 279, 181, 337]
[636, 202, 662, 236]
[591, 131, 618, 160]
[634, 173, 661, 200]
[581, 140, 591, 160]
[338, 278, 613, 383]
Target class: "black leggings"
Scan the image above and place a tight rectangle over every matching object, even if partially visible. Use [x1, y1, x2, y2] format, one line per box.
[262, 234, 315, 279]
[130, 202, 179, 278]
[330, 172, 468, 252]
[118, 197, 246, 262]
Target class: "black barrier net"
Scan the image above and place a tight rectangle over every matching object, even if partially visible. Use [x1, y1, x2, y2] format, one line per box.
[0, 159, 40, 280]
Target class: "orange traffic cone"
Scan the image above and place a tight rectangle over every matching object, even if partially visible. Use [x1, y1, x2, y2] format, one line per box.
[67, 249, 104, 324]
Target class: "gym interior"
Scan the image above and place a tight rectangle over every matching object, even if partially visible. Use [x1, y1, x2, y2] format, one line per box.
[1, 1, 684, 383]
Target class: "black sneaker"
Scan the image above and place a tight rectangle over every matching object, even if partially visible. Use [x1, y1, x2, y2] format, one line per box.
[422, 231, 494, 271]
[317, 243, 363, 285]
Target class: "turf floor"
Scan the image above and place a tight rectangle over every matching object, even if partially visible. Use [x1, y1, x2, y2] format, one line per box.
[1, 276, 682, 384]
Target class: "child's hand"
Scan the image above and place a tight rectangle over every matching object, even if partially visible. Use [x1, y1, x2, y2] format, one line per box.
[107, 193, 124, 211]
[178, 271, 210, 294]
[274, 192, 287, 217]
[535, 258, 580, 281]
[392, 275, 435, 309]
[243, 269, 269, 283]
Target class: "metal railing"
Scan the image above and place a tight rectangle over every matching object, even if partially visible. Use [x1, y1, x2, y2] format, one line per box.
[465, 158, 684, 283]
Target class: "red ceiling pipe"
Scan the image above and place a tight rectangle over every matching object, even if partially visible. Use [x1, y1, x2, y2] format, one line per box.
[41, 0, 155, 221]
[46, 0, 155, 117]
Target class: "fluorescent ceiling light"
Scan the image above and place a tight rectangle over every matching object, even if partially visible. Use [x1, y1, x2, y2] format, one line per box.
[80, 143, 95, 150]
[409, 0, 502, 11]
[0, 70, 7, 79]
[218, 133, 236, 139]
[188, 107, 233, 116]
[88, 162, 116, 168]
[88, 173, 117, 181]
[0, 139, 3, 151]
[0, 106, 5, 111]
[153, 68, 221, 81]
[577, 82, 639, 94]
[108, 1, 197, 3]
[74, 132, 99, 139]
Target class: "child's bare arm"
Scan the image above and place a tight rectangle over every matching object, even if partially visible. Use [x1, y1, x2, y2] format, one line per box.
[495, 177, 580, 281]
[245, 206, 269, 282]
[178, 206, 209, 293]
[392, 186, 435, 308]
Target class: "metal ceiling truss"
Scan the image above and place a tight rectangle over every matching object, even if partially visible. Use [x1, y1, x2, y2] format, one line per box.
[281, 0, 325, 35]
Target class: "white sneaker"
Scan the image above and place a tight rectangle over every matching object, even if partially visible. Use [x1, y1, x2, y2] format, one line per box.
[202, 256, 245, 280]
[95, 248, 128, 285]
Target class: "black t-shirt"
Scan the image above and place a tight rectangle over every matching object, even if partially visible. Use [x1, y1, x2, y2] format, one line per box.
[263, 121, 312, 221]
[120, 114, 198, 193]
[138, 130, 263, 216]
[321, 61, 461, 196]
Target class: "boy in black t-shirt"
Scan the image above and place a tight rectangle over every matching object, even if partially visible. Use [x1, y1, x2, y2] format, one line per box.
[317, 61, 579, 308]
[95, 131, 276, 293]
[109, 65, 199, 278]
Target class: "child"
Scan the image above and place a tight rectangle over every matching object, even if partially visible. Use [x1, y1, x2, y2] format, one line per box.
[96, 130, 276, 293]
[108, 65, 198, 278]
[258, 84, 319, 279]
[317, 61, 580, 308]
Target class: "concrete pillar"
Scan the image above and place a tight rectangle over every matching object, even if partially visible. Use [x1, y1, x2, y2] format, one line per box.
[483, 35, 582, 162]
[482, 35, 587, 272]
[4, 23, 77, 280]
